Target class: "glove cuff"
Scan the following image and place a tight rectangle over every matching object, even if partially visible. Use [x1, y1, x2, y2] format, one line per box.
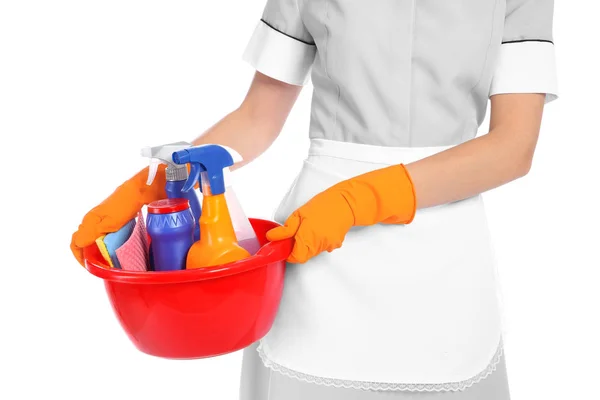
[398, 164, 417, 224]
[344, 163, 417, 226]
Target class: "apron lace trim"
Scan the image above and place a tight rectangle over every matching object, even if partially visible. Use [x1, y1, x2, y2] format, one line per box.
[257, 341, 504, 392]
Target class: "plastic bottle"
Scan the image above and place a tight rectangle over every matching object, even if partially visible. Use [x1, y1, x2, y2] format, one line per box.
[146, 198, 195, 271]
[141, 141, 202, 242]
[177, 144, 260, 254]
[172, 145, 252, 268]
[224, 179, 261, 255]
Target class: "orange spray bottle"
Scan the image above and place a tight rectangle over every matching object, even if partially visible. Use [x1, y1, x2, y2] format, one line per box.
[172, 145, 250, 268]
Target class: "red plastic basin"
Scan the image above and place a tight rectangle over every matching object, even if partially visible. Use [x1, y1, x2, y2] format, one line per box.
[83, 218, 291, 359]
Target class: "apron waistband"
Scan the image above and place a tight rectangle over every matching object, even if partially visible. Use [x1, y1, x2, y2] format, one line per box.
[308, 139, 454, 165]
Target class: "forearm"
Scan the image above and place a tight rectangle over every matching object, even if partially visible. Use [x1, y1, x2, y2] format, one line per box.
[190, 107, 271, 170]
[191, 72, 302, 170]
[406, 94, 545, 209]
[406, 131, 533, 208]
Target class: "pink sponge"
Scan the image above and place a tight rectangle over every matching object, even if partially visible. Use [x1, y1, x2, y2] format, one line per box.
[115, 211, 149, 271]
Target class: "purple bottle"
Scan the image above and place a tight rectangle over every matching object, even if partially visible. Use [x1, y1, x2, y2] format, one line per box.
[146, 198, 195, 271]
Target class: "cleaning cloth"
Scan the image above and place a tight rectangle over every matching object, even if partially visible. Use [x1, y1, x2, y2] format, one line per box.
[116, 211, 149, 271]
[101, 219, 136, 269]
[95, 235, 114, 268]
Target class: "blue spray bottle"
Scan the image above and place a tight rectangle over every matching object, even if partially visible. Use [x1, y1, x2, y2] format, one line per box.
[141, 141, 202, 242]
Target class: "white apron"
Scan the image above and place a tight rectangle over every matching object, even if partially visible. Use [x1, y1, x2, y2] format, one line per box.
[257, 139, 504, 391]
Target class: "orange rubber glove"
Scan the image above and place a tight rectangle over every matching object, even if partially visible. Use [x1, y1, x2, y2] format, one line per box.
[266, 164, 417, 263]
[70, 165, 167, 266]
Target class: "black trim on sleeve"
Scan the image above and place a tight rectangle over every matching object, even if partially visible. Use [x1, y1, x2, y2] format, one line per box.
[260, 19, 316, 46]
[502, 39, 554, 45]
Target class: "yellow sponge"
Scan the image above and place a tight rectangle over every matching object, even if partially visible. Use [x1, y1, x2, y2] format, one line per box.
[95, 235, 115, 268]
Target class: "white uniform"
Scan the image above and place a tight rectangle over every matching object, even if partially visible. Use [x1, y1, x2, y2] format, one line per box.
[240, 0, 558, 398]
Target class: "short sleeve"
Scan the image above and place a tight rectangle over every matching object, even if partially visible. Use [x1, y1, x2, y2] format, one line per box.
[243, 0, 317, 86]
[489, 0, 558, 103]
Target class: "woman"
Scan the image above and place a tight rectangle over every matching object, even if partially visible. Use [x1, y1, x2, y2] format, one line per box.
[71, 0, 558, 398]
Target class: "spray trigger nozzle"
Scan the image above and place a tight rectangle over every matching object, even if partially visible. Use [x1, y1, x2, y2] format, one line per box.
[183, 162, 204, 193]
[141, 141, 193, 185]
[146, 158, 165, 186]
[172, 144, 242, 196]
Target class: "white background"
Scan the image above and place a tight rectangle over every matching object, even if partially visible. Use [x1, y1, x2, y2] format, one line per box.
[0, 1, 598, 399]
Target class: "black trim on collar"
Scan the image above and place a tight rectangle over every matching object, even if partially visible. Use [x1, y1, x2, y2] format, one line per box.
[260, 19, 316, 46]
[502, 39, 554, 45]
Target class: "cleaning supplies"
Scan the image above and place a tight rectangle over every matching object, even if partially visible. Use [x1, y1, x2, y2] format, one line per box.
[104, 219, 136, 268]
[95, 219, 136, 269]
[115, 210, 149, 272]
[141, 141, 202, 241]
[172, 145, 251, 268]
[146, 199, 195, 271]
[176, 144, 260, 254]
[95, 235, 115, 268]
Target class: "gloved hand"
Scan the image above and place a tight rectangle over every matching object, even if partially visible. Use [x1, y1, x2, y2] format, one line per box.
[266, 164, 417, 263]
[70, 165, 167, 266]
